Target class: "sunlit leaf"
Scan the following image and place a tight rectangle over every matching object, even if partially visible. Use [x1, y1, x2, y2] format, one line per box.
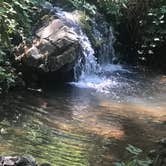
[126, 144, 142, 155]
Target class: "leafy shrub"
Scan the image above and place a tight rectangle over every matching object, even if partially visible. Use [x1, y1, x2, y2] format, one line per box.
[68, 0, 97, 15]
[114, 144, 152, 166]
[0, 66, 15, 93]
[0, 0, 43, 47]
[0, 0, 44, 92]
[91, 0, 166, 68]
[137, 1, 166, 67]
[82, 0, 128, 24]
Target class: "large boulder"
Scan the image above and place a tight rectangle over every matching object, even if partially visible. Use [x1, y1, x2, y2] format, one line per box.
[16, 19, 80, 73]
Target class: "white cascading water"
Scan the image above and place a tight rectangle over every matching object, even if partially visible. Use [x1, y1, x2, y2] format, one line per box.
[53, 7, 129, 93]
[54, 7, 100, 80]
[91, 19, 116, 65]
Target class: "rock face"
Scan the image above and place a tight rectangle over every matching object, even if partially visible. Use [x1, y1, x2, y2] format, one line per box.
[16, 19, 80, 73]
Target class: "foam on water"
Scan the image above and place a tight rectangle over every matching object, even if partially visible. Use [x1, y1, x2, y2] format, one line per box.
[71, 74, 118, 94]
[101, 64, 131, 73]
[71, 64, 133, 94]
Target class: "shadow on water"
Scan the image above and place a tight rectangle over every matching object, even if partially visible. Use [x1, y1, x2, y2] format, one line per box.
[0, 68, 166, 165]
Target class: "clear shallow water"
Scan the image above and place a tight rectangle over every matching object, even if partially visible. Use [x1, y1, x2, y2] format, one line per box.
[0, 65, 166, 166]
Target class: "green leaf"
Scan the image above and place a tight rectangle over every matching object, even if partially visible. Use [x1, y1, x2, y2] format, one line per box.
[126, 144, 142, 155]
[137, 159, 152, 166]
[114, 162, 125, 166]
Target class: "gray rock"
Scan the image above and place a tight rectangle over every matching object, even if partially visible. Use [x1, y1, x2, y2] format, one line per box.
[0, 156, 18, 166]
[16, 155, 37, 166]
[0, 156, 37, 166]
[16, 18, 80, 73]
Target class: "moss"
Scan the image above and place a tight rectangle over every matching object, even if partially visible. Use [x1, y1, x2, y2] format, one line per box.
[76, 11, 103, 49]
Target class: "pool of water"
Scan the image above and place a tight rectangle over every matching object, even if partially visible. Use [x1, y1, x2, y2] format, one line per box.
[0, 65, 165, 165]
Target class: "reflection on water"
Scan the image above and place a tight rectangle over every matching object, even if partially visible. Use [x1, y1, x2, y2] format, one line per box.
[0, 66, 166, 165]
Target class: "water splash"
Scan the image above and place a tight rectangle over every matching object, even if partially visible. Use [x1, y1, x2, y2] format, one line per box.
[53, 7, 127, 94]
[71, 64, 132, 94]
[71, 75, 118, 94]
[101, 64, 131, 73]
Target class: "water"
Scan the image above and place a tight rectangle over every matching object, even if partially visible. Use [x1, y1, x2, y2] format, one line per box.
[71, 64, 131, 94]
[0, 67, 166, 165]
[0, 7, 165, 166]
[54, 7, 100, 81]
[53, 7, 118, 92]
[91, 20, 116, 64]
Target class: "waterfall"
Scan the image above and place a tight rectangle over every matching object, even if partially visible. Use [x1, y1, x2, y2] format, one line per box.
[91, 19, 116, 65]
[53, 7, 101, 81]
[52, 7, 123, 93]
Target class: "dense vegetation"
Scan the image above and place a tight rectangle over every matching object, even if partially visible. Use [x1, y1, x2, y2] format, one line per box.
[98, 0, 166, 68]
[114, 144, 152, 166]
[0, 0, 166, 92]
[0, 0, 43, 92]
[69, 0, 166, 68]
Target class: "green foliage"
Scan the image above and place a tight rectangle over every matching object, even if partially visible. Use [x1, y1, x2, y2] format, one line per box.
[0, 66, 15, 93]
[0, 0, 44, 92]
[138, 2, 166, 64]
[0, 49, 16, 92]
[114, 145, 152, 166]
[0, 0, 42, 47]
[126, 144, 143, 155]
[69, 0, 97, 15]
[95, 0, 128, 22]
[93, 0, 166, 68]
